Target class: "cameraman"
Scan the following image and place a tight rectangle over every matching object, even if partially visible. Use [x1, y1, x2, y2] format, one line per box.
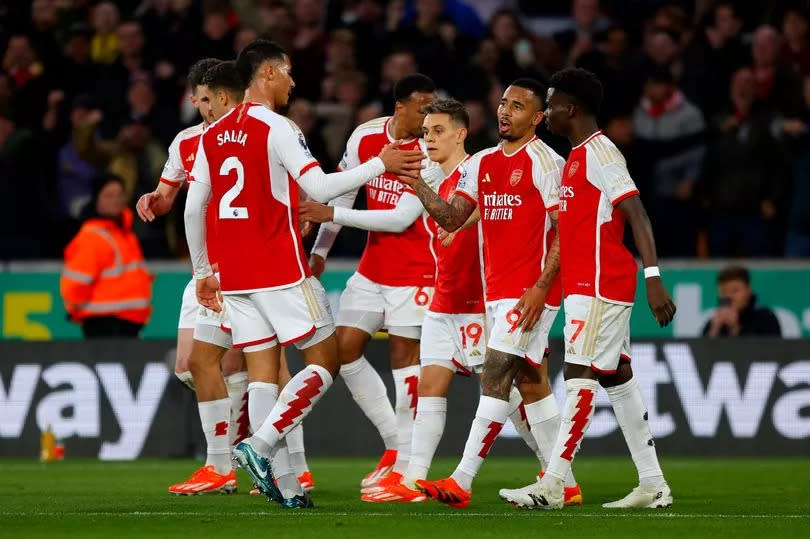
[703, 265, 781, 337]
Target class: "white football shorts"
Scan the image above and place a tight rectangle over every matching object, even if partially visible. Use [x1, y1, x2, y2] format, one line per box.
[420, 311, 487, 376]
[486, 298, 558, 366]
[563, 294, 632, 374]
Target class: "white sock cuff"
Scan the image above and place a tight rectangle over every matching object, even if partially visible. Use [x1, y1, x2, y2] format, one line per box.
[225, 371, 249, 387]
[198, 397, 230, 411]
[391, 365, 420, 382]
[417, 396, 447, 413]
[605, 377, 638, 399]
[565, 378, 599, 393]
[305, 364, 334, 386]
[339, 356, 368, 377]
[248, 381, 279, 399]
[475, 396, 509, 422]
[175, 371, 194, 389]
[506, 385, 522, 415]
[524, 394, 559, 425]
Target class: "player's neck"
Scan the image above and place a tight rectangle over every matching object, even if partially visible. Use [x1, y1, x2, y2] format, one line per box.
[568, 119, 601, 147]
[388, 115, 413, 141]
[500, 130, 536, 155]
[439, 148, 468, 177]
[243, 87, 276, 111]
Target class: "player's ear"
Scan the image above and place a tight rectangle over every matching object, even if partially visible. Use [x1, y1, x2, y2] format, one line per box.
[457, 127, 467, 143]
[532, 110, 542, 126]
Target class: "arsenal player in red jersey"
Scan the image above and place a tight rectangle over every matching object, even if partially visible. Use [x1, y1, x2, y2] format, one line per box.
[499, 68, 676, 510]
[184, 40, 423, 507]
[399, 80, 581, 508]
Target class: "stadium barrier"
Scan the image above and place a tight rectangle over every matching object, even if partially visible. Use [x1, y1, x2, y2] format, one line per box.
[1, 338, 808, 459]
[2, 261, 810, 339]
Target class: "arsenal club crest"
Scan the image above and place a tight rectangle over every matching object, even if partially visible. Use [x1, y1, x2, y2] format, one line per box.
[568, 161, 579, 177]
[509, 169, 523, 187]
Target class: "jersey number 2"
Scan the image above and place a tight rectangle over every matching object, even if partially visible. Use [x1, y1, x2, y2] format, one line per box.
[219, 156, 249, 219]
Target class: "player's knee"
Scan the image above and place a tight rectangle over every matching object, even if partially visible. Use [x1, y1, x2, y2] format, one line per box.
[220, 349, 245, 377]
[336, 328, 368, 364]
[389, 335, 420, 369]
[599, 360, 633, 388]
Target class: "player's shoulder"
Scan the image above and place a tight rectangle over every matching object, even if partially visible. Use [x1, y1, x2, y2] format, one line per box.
[526, 137, 564, 173]
[586, 133, 627, 168]
[171, 122, 205, 145]
[349, 116, 389, 140]
[245, 102, 289, 128]
[468, 145, 500, 164]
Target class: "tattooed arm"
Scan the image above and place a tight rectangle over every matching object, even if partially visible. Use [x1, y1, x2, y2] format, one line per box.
[408, 176, 476, 232]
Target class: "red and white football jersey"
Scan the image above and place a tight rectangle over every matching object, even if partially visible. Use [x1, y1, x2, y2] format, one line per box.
[429, 156, 485, 315]
[160, 122, 220, 269]
[455, 137, 563, 305]
[559, 131, 640, 305]
[190, 102, 319, 294]
[340, 117, 436, 287]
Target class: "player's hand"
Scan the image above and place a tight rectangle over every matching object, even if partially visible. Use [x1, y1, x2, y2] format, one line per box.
[309, 254, 326, 279]
[646, 277, 676, 327]
[437, 227, 456, 247]
[196, 275, 222, 313]
[378, 141, 424, 180]
[136, 191, 173, 222]
[299, 200, 335, 224]
[513, 285, 547, 333]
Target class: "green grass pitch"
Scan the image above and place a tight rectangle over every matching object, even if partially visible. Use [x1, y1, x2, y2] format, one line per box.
[1, 457, 808, 538]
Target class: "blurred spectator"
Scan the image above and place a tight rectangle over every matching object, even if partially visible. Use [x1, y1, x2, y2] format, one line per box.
[780, 74, 810, 257]
[2, 34, 51, 130]
[554, 0, 609, 67]
[682, 1, 748, 115]
[29, 0, 63, 70]
[290, 0, 327, 100]
[752, 25, 803, 116]
[60, 23, 100, 101]
[197, 6, 236, 61]
[701, 67, 787, 257]
[57, 95, 101, 220]
[61, 174, 152, 338]
[463, 99, 496, 153]
[633, 67, 706, 257]
[782, 7, 810, 76]
[703, 265, 781, 337]
[91, 1, 121, 64]
[577, 25, 638, 119]
[288, 98, 332, 168]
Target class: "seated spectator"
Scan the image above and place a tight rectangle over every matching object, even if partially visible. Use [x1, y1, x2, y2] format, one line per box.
[61, 174, 152, 338]
[57, 94, 101, 219]
[782, 7, 810, 76]
[779, 74, 810, 257]
[633, 67, 706, 256]
[703, 265, 781, 337]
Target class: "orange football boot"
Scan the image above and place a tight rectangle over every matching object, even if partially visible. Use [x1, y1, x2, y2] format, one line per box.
[168, 465, 237, 495]
[415, 477, 471, 508]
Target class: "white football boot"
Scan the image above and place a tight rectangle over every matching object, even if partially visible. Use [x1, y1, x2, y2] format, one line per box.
[602, 483, 673, 509]
[499, 477, 564, 510]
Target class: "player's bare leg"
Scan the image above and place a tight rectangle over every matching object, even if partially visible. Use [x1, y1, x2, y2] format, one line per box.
[387, 333, 421, 478]
[174, 328, 195, 390]
[337, 325, 400, 486]
[499, 361, 582, 506]
[169, 340, 235, 495]
[598, 360, 670, 509]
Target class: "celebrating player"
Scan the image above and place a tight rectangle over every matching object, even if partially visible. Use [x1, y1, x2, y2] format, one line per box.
[498, 68, 676, 510]
[184, 39, 424, 508]
[307, 74, 437, 491]
[397, 80, 581, 508]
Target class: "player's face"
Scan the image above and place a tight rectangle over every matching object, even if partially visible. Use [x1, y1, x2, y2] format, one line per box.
[422, 113, 465, 164]
[543, 87, 571, 136]
[271, 55, 296, 107]
[497, 85, 542, 141]
[195, 85, 216, 124]
[398, 91, 436, 138]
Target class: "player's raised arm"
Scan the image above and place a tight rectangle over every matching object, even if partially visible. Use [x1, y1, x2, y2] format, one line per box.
[617, 195, 676, 327]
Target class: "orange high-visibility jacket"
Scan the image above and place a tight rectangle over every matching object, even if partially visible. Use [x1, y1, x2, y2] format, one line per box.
[61, 208, 153, 324]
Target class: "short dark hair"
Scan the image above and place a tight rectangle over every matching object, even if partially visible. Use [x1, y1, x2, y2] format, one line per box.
[717, 265, 750, 285]
[188, 58, 221, 89]
[549, 68, 604, 115]
[508, 77, 546, 108]
[236, 39, 287, 86]
[422, 98, 470, 129]
[393, 73, 436, 103]
[201, 60, 245, 101]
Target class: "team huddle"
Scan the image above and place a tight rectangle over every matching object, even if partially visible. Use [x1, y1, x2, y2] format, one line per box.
[136, 38, 677, 511]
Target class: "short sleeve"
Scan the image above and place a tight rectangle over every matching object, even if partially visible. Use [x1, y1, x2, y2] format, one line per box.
[586, 142, 639, 206]
[188, 137, 210, 186]
[160, 134, 187, 186]
[338, 130, 362, 171]
[273, 119, 320, 180]
[531, 154, 562, 211]
[454, 154, 480, 205]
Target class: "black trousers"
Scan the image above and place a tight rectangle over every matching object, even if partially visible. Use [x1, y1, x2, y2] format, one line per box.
[81, 316, 143, 338]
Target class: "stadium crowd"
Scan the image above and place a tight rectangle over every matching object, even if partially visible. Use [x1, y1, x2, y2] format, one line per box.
[1, 0, 809, 260]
